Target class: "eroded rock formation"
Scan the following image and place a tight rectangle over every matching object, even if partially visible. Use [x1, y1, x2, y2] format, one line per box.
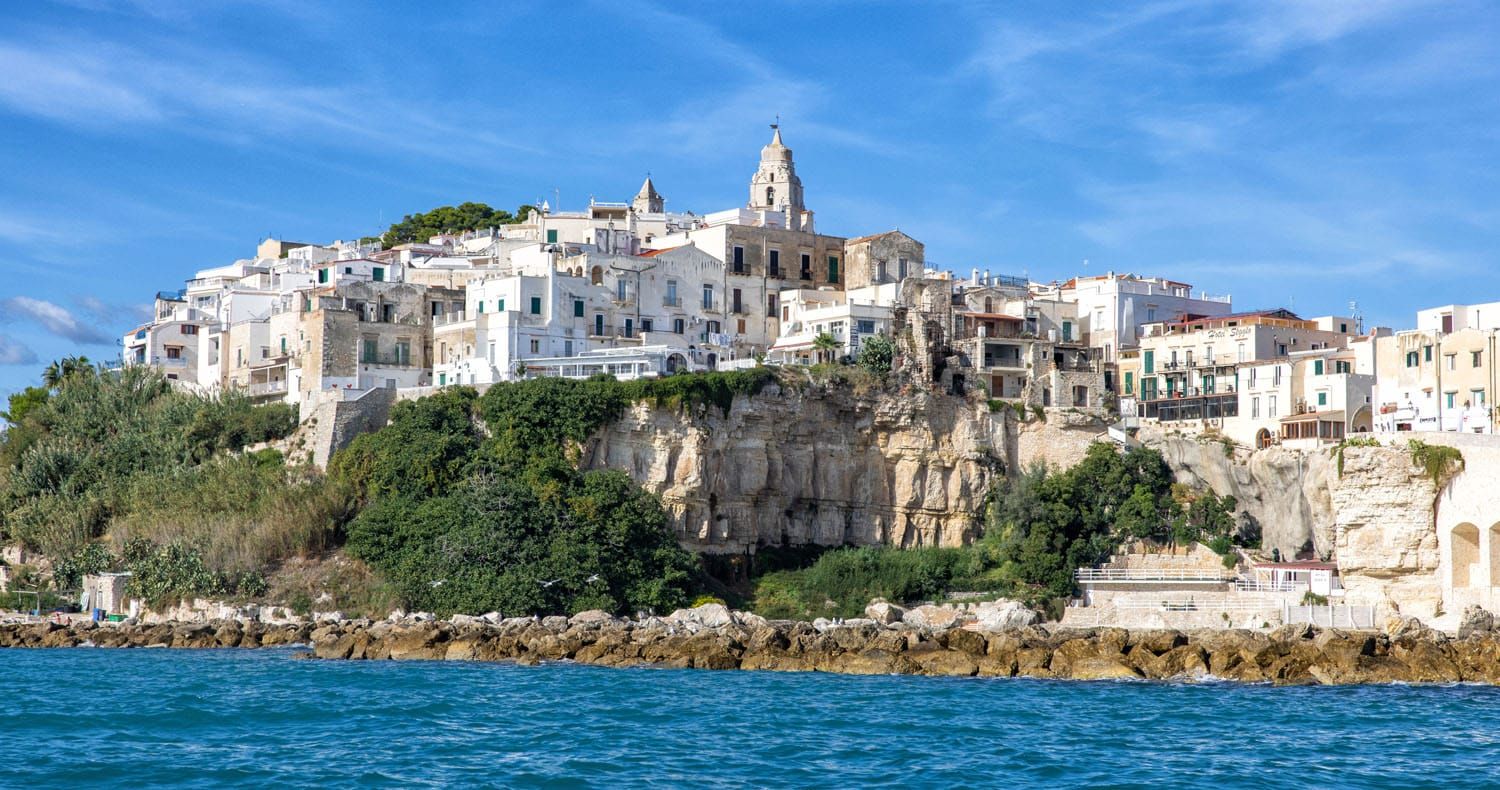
[581, 382, 1011, 553]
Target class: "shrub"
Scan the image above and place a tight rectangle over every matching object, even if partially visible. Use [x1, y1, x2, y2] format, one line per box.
[1408, 440, 1463, 487]
[750, 546, 990, 620]
[856, 334, 894, 375]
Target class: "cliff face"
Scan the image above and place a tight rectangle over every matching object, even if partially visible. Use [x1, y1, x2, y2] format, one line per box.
[1331, 446, 1443, 621]
[1149, 436, 1336, 557]
[581, 382, 1009, 554]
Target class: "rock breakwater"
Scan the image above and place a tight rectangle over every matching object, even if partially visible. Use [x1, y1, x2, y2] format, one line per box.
[7, 608, 1500, 685]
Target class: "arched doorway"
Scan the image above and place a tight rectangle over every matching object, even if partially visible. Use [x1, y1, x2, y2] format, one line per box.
[1255, 428, 1273, 450]
[666, 353, 687, 374]
[590, 266, 603, 285]
[1453, 523, 1480, 587]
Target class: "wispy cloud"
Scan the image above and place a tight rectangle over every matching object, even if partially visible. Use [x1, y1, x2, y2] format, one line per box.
[76, 295, 151, 326]
[0, 335, 37, 366]
[0, 297, 116, 345]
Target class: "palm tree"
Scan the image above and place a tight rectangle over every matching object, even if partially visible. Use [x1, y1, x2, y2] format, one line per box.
[812, 332, 840, 365]
[42, 356, 92, 388]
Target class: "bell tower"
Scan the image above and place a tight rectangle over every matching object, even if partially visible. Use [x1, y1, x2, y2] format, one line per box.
[748, 124, 806, 230]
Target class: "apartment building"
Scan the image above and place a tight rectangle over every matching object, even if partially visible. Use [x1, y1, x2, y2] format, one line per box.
[1374, 324, 1497, 434]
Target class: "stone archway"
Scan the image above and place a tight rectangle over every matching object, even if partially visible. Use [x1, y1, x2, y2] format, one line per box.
[1489, 523, 1500, 589]
[1454, 523, 1481, 588]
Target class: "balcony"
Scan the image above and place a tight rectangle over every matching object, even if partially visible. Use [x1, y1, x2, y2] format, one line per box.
[662, 296, 681, 308]
[359, 354, 417, 368]
[248, 380, 288, 397]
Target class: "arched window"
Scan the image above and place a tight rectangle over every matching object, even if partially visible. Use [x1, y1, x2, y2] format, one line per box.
[765, 186, 775, 206]
[591, 266, 603, 285]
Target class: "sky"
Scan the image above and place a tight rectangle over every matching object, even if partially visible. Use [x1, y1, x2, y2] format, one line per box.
[1, 0, 1497, 396]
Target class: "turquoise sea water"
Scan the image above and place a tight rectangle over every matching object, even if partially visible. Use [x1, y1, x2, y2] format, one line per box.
[2, 648, 1498, 788]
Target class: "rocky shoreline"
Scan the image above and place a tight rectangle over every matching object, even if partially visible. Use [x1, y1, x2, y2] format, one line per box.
[5, 603, 1500, 685]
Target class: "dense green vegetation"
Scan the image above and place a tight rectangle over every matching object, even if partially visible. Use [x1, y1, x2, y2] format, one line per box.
[856, 334, 894, 375]
[0, 364, 318, 600]
[334, 371, 779, 617]
[380, 202, 535, 247]
[752, 546, 992, 619]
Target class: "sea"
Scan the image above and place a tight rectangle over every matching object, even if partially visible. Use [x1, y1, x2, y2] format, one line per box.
[2, 647, 1497, 788]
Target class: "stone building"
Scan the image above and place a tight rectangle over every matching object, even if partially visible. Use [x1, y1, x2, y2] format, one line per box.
[843, 230, 925, 290]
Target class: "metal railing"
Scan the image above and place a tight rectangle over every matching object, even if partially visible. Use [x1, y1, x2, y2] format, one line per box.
[1075, 568, 1234, 583]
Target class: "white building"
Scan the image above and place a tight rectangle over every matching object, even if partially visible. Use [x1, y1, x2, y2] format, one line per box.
[767, 284, 898, 364]
[1050, 272, 1234, 362]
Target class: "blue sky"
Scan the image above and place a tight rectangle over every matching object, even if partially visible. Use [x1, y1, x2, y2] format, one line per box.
[1, 0, 1497, 396]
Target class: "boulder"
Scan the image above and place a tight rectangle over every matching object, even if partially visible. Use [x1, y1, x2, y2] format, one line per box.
[970, 599, 1037, 632]
[666, 603, 734, 630]
[732, 611, 769, 630]
[568, 609, 616, 627]
[902, 605, 966, 632]
[540, 615, 569, 630]
[864, 600, 906, 626]
[1458, 606, 1496, 639]
[312, 611, 346, 624]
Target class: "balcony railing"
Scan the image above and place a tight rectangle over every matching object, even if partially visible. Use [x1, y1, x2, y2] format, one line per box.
[359, 354, 417, 368]
[662, 296, 680, 307]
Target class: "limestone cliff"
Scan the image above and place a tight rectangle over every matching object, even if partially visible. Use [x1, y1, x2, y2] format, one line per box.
[1149, 436, 1336, 557]
[1331, 446, 1442, 622]
[581, 381, 1009, 554]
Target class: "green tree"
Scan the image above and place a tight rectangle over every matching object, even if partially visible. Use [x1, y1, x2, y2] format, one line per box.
[812, 332, 840, 364]
[41, 356, 92, 388]
[856, 334, 894, 375]
[1, 386, 49, 426]
[381, 202, 533, 247]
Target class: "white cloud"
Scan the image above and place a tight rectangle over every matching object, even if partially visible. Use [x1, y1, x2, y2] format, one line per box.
[0, 335, 37, 366]
[0, 297, 116, 345]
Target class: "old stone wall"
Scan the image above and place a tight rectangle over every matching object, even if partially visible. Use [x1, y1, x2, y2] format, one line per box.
[581, 381, 1008, 554]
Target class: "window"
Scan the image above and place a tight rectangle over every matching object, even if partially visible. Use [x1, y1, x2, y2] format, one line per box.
[546, 229, 558, 244]
[280, 336, 287, 353]
[564, 340, 573, 357]
[1314, 359, 1324, 375]
[1474, 351, 1484, 367]
[732, 288, 743, 314]
[767, 294, 778, 317]
[1124, 372, 1134, 395]
[1335, 361, 1351, 374]
[1249, 367, 1257, 387]
[165, 346, 182, 359]
[1146, 307, 1157, 322]
[1062, 321, 1073, 342]
[1425, 345, 1433, 362]
[617, 279, 628, 301]
[1278, 344, 1288, 356]
[488, 342, 496, 364]
[1406, 351, 1419, 367]
[530, 297, 542, 315]
[666, 280, 678, 306]
[1318, 392, 1328, 407]
[591, 266, 603, 285]
[827, 256, 839, 283]
[732, 246, 745, 273]
[1446, 354, 1456, 371]
[497, 298, 505, 312]
[641, 318, 653, 333]
[673, 318, 685, 334]
[876, 259, 886, 282]
[737, 319, 746, 334]
[573, 299, 584, 317]
[1143, 350, 1154, 374]
[594, 314, 605, 336]
[1205, 345, 1213, 364]
[800, 254, 811, 279]
[1269, 395, 1278, 418]
[1273, 366, 1282, 386]
[768, 250, 780, 277]
[1237, 342, 1246, 362]
[361, 338, 377, 363]
[856, 319, 876, 334]
[345, 267, 353, 275]
[702, 284, 714, 310]
[530, 339, 540, 353]
[318, 268, 329, 284]
[1250, 396, 1259, 418]
[181, 324, 198, 335]
[898, 257, 908, 280]
[395, 341, 410, 365]
[1472, 389, 1486, 407]
[1446, 391, 1457, 408]
[372, 267, 385, 282]
[1340, 323, 1348, 333]
[478, 301, 485, 314]
[707, 320, 721, 334]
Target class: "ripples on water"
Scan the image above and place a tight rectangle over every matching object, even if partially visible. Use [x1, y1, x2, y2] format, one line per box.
[2, 648, 1498, 788]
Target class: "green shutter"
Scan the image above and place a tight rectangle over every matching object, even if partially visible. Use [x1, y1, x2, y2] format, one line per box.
[373, 267, 384, 282]
[574, 299, 584, 317]
[318, 268, 328, 283]
[1318, 392, 1327, 406]
[498, 298, 504, 312]
[546, 229, 558, 243]
[827, 256, 839, 283]
[531, 297, 542, 315]
[1124, 372, 1133, 395]
[1143, 350, 1154, 373]
[1314, 360, 1324, 375]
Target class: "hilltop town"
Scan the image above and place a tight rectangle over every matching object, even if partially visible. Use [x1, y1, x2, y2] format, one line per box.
[6, 128, 1499, 641]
